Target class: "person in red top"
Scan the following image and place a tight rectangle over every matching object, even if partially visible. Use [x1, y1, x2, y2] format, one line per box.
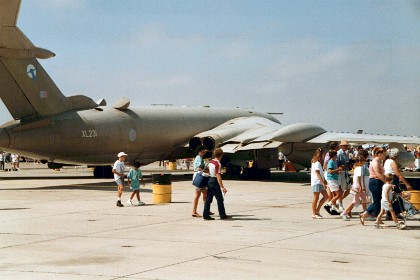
[203, 148, 232, 220]
[359, 147, 386, 225]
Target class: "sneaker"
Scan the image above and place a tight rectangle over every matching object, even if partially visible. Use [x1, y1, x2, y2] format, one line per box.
[127, 199, 133, 206]
[116, 200, 124, 207]
[339, 205, 345, 212]
[203, 216, 215, 220]
[374, 223, 380, 229]
[330, 209, 340, 215]
[137, 201, 145, 206]
[396, 223, 406, 230]
[312, 214, 322, 219]
[340, 213, 350, 221]
[331, 206, 341, 215]
[324, 204, 332, 215]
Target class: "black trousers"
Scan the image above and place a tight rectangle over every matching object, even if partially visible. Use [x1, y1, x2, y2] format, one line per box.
[203, 178, 226, 218]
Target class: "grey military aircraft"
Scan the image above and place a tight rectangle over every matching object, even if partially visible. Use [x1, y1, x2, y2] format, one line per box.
[0, 0, 419, 178]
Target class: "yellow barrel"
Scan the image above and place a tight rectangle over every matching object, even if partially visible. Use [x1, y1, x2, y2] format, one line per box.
[153, 184, 172, 203]
[409, 190, 420, 210]
[168, 161, 177, 170]
[152, 174, 172, 204]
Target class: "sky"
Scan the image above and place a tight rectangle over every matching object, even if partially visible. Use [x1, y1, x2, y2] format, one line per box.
[2, 0, 419, 136]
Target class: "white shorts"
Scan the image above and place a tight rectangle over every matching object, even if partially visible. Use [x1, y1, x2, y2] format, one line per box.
[381, 201, 392, 211]
[327, 180, 340, 192]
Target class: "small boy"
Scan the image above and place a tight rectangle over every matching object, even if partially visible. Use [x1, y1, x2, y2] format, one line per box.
[375, 174, 405, 229]
[323, 150, 342, 215]
[127, 162, 145, 206]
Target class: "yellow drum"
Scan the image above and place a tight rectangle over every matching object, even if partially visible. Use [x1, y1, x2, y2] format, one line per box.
[168, 161, 177, 170]
[152, 174, 172, 204]
[409, 190, 420, 210]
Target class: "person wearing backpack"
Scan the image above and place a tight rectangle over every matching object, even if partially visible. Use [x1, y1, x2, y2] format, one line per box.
[203, 148, 232, 220]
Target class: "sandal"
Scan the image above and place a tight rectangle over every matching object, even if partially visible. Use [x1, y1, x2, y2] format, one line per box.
[359, 213, 365, 226]
[312, 214, 322, 219]
[192, 213, 202, 218]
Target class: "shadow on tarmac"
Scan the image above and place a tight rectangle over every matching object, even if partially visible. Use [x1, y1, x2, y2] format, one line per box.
[0, 208, 31, 211]
[0, 181, 153, 192]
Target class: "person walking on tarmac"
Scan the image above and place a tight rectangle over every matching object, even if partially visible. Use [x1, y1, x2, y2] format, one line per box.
[203, 148, 232, 220]
[337, 140, 352, 211]
[113, 152, 127, 207]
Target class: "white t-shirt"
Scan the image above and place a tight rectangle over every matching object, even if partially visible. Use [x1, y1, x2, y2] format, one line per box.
[113, 160, 125, 180]
[353, 166, 369, 190]
[11, 154, 18, 163]
[384, 159, 394, 175]
[381, 183, 393, 204]
[208, 159, 221, 178]
[311, 161, 324, 186]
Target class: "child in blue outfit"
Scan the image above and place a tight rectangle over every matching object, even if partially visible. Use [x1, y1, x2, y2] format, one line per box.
[127, 162, 145, 206]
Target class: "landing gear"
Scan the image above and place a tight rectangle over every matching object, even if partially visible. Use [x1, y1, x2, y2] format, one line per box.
[93, 166, 113, 178]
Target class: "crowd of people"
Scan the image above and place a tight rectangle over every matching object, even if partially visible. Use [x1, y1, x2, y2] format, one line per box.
[0, 152, 26, 171]
[310, 140, 416, 229]
[110, 141, 418, 227]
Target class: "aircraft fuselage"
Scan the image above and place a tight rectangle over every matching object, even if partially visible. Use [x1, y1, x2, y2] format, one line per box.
[0, 106, 279, 165]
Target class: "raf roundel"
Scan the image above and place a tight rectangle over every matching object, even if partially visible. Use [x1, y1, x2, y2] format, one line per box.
[27, 64, 37, 80]
[129, 129, 137, 142]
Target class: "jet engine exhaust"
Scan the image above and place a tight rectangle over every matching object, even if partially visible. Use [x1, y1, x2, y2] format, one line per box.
[189, 136, 217, 152]
[202, 137, 216, 151]
[189, 137, 202, 152]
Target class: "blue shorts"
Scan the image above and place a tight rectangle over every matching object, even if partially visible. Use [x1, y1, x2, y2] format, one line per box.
[312, 184, 324, 193]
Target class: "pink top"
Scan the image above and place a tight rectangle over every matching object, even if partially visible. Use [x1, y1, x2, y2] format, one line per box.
[369, 158, 384, 179]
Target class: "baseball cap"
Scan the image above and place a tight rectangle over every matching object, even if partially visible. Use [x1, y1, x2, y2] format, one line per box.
[118, 152, 128, 157]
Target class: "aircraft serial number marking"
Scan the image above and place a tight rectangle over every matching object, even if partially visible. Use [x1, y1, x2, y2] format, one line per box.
[81, 130, 97, 138]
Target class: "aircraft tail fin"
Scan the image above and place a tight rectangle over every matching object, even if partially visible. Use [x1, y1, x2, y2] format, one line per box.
[0, 0, 97, 121]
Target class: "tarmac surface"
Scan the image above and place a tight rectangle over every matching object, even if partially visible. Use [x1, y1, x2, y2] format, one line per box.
[0, 163, 419, 280]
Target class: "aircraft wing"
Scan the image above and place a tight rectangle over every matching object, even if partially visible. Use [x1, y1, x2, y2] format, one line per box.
[269, 123, 419, 145]
[190, 120, 419, 154]
[306, 131, 420, 145]
[188, 116, 283, 153]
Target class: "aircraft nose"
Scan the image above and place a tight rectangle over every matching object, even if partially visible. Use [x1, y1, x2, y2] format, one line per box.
[0, 128, 10, 149]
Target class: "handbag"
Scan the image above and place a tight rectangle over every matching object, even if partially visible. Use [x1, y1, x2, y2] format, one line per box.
[192, 171, 209, 188]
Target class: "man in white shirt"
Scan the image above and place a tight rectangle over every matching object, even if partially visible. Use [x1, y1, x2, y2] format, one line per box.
[113, 152, 127, 207]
